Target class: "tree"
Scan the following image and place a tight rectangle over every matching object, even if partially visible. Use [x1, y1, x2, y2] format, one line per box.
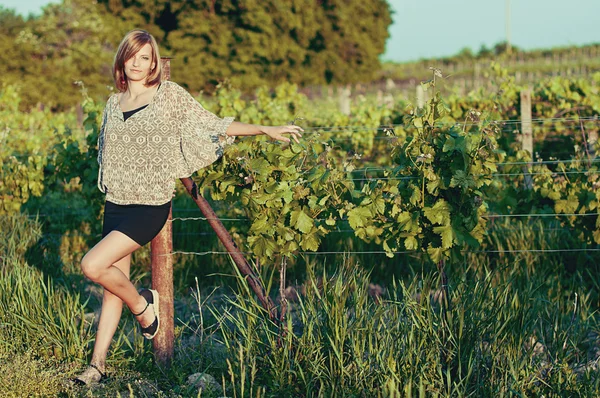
[0, 0, 127, 111]
[0, 0, 393, 109]
[98, 0, 393, 92]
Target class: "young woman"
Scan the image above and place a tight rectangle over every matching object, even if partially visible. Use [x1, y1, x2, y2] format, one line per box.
[73, 29, 302, 385]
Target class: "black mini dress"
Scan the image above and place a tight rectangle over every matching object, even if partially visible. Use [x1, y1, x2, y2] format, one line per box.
[101, 104, 172, 246]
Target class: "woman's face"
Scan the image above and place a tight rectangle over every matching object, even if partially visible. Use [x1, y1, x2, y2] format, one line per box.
[124, 43, 155, 83]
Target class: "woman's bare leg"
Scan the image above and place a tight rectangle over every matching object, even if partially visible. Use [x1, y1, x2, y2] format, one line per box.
[80, 230, 155, 327]
[92, 253, 132, 370]
[75, 253, 132, 383]
[75, 230, 158, 384]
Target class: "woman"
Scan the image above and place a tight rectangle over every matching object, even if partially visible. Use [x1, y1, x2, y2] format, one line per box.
[73, 29, 302, 385]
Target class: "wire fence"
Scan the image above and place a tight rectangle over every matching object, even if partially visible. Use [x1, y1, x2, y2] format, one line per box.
[4, 116, 599, 160]
[166, 247, 600, 257]
[3, 113, 599, 259]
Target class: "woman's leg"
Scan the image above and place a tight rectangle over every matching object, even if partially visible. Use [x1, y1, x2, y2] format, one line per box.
[92, 253, 132, 370]
[80, 230, 154, 327]
[75, 253, 132, 383]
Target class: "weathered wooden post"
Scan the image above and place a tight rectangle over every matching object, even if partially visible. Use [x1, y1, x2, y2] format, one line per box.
[150, 57, 175, 367]
[339, 85, 351, 115]
[520, 88, 533, 189]
[416, 85, 425, 109]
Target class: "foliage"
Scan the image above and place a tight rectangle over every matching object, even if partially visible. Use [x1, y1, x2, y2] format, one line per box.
[197, 133, 357, 262]
[214, 243, 600, 397]
[0, 84, 74, 214]
[380, 43, 600, 88]
[44, 84, 106, 233]
[0, 0, 392, 110]
[490, 150, 600, 245]
[101, 0, 392, 91]
[345, 72, 505, 263]
[0, 214, 95, 362]
[0, 0, 125, 111]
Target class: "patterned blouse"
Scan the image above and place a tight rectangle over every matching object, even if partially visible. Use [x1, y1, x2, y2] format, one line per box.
[97, 81, 235, 205]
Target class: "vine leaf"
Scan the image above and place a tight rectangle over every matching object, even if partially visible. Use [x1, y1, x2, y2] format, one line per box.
[423, 199, 451, 226]
[290, 208, 314, 234]
[433, 225, 454, 249]
[348, 206, 372, 229]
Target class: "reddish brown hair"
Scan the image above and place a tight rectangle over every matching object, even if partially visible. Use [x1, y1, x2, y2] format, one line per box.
[113, 29, 162, 92]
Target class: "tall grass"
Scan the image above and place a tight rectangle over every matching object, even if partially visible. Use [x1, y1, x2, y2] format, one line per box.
[210, 220, 600, 397]
[2, 211, 600, 396]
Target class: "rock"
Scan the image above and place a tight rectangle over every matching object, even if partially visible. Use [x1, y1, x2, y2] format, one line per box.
[187, 372, 220, 393]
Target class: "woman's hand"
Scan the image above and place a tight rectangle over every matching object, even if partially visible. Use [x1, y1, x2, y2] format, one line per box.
[262, 125, 304, 144]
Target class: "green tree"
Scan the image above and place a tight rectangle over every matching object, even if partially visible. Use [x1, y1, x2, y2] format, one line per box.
[1, 0, 393, 109]
[98, 0, 393, 91]
[0, 0, 126, 111]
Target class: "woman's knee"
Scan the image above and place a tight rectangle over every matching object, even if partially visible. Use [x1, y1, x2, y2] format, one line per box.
[80, 254, 105, 281]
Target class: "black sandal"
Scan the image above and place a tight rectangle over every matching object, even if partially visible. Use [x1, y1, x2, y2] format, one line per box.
[72, 363, 106, 386]
[133, 288, 160, 340]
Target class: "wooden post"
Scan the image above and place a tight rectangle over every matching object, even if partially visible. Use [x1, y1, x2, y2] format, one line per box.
[589, 130, 598, 157]
[416, 85, 425, 109]
[339, 85, 351, 115]
[150, 206, 174, 366]
[150, 57, 174, 367]
[520, 88, 533, 189]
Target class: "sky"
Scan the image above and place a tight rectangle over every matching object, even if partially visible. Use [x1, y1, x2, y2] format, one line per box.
[384, 0, 600, 62]
[2, 0, 600, 63]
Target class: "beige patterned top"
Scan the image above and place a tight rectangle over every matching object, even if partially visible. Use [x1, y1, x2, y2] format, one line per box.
[97, 81, 235, 205]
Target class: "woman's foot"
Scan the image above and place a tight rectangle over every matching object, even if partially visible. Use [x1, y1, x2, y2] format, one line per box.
[131, 289, 160, 339]
[72, 363, 106, 386]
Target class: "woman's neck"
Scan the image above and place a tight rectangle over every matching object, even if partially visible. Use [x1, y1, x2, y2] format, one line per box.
[125, 80, 155, 100]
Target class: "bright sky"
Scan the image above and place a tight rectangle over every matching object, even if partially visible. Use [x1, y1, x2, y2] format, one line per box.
[384, 0, 600, 62]
[2, 0, 600, 63]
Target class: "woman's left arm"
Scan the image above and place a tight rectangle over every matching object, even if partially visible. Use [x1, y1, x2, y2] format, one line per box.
[225, 122, 303, 144]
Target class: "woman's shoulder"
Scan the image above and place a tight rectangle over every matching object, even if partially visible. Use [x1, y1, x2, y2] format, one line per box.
[106, 91, 120, 105]
[162, 80, 186, 95]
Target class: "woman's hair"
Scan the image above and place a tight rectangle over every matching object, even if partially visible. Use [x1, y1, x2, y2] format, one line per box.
[113, 29, 162, 92]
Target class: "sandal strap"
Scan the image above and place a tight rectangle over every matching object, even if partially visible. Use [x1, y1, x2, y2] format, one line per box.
[141, 314, 159, 338]
[89, 363, 106, 379]
[131, 300, 149, 316]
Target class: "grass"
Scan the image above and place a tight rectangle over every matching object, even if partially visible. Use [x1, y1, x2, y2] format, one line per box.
[0, 212, 599, 396]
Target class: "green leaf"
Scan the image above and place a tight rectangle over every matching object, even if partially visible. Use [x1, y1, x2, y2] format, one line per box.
[433, 225, 454, 249]
[290, 208, 314, 234]
[250, 215, 269, 233]
[450, 170, 475, 190]
[409, 185, 421, 206]
[281, 188, 293, 204]
[383, 240, 395, 257]
[300, 233, 320, 251]
[248, 235, 278, 258]
[443, 136, 456, 152]
[397, 211, 413, 232]
[373, 196, 386, 214]
[427, 245, 444, 264]
[248, 158, 272, 175]
[404, 236, 418, 250]
[426, 179, 440, 194]
[348, 206, 372, 229]
[423, 199, 451, 225]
